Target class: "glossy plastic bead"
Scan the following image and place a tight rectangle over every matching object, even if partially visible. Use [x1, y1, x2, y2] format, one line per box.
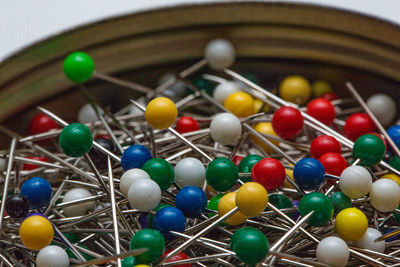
[269, 194, 293, 210]
[367, 93, 396, 125]
[204, 39, 235, 70]
[175, 186, 207, 218]
[343, 113, 374, 141]
[19, 215, 54, 250]
[207, 194, 225, 217]
[353, 134, 385, 166]
[206, 157, 238, 192]
[29, 113, 59, 136]
[128, 178, 161, 212]
[130, 229, 165, 264]
[230, 227, 269, 265]
[306, 98, 336, 125]
[339, 166, 372, 199]
[120, 168, 151, 197]
[162, 250, 190, 267]
[293, 158, 325, 190]
[381, 173, 400, 187]
[218, 192, 248, 226]
[298, 192, 333, 226]
[210, 113, 242, 145]
[23, 156, 49, 171]
[369, 178, 400, 212]
[122, 256, 136, 267]
[147, 204, 172, 228]
[224, 91, 255, 118]
[252, 122, 279, 153]
[312, 80, 332, 97]
[329, 192, 352, 212]
[142, 158, 174, 191]
[321, 91, 338, 101]
[238, 154, 262, 182]
[77, 103, 102, 123]
[335, 207, 368, 241]
[36, 245, 70, 267]
[5, 194, 30, 218]
[390, 155, 400, 171]
[121, 145, 152, 171]
[236, 182, 268, 217]
[62, 188, 95, 217]
[20, 177, 52, 209]
[318, 152, 348, 176]
[175, 116, 200, 134]
[59, 123, 93, 157]
[354, 228, 385, 253]
[388, 125, 400, 148]
[272, 106, 304, 139]
[213, 81, 241, 104]
[174, 157, 206, 188]
[63, 51, 94, 83]
[193, 77, 215, 95]
[145, 97, 177, 130]
[310, 135, 341, 158]
[251, 158, 286, 191]
[279, 75, 311, 105]
[316, 236, 349, 267]
[232, 155, 243, 166]
[153, 207, 186, 236]
[88, 138, 115, 170]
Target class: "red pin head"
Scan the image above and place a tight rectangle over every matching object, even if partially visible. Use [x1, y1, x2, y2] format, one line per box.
[306, 98, 336, 125]
[310, 135, 341, 158]
[343, 113, 374, 141]
[272, 106, 304, 139]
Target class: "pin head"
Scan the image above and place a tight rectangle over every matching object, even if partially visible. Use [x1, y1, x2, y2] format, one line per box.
[120, 168, 151, 197]
[335, 207, 368, 241]
[252, 122, 279, 153]
[88, 138, 115, 170]
[145, 97, 178, 130]
[306, 98, 336, 125]
[204, 39, 235, 70]
[63, 51, 94, 83]
[251, 158, 286, 191]
[175, 186, 207, 218]
[387, 125, 400, 148]
[318, 152, 348, 176]
[381, 173, 400, 187]
[321, 91, 338, 101]
[5, 193, 30, 219]
[218, 192, 248, 226]
[293, 158, 325, 190]
[238, 154, 263, 182]
[122, 256, 136, 267]
[224, 91, 255, 118]
[279, 75, 311, 105]
[174, 157, 206, 188]
[272, 106, 304, 139]
[299, 192, 333, 226]
[128, 178, 162, 212]
[147, 204, 172, 228]
[353, 134, 385, 166]
[23, 156, 49, 171]
[310, 135, 341, 158]
[339, 165, 372, 199]
[29, 113, 59, 136]
[129, 229, 165, 264]
[210, 113, 242, 145]
[142, 158, 174, 191]
[175, 116, 200, 134]
[311, 80, 332, 97]
[19, 215, 54, 250]
[121, 145, 152, 171]
[20, 177, 52, 209]
[36, 245, 70, 267]
[230, 227, 269, 265]
[367, 93, 397, 126]
[62, 188, 95, 217]
[236, 182, 268, 217]
[268, 194, 294, 216]
[369, 178, 400, 212]
[343, 113, 374, 141]
[212, 81, 240, 104]
[59, 123, 93, 157]
[162, 250, 190, 267]
[329, 192, 352, 212]
[316, 236, 349, 267]
[153, 207, 186, 237]
[354, 228, 385, 253]
[207, 193, 225, 217]
[206, 157, 238, 192]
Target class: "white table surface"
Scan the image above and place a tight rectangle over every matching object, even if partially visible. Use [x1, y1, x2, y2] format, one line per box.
[1, 0, 399, 61]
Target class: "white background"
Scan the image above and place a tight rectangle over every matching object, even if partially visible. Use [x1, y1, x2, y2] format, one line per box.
[1, 0, 400, 61]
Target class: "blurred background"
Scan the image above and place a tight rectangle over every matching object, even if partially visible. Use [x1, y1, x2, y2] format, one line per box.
[1, 0, 400, 61]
